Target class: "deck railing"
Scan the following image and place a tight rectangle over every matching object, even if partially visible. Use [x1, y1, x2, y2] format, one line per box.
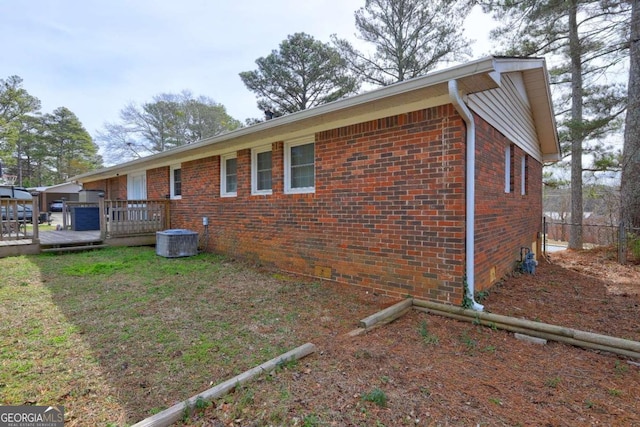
[0, 195, 40, 243]
[101, 199, 170, 239]
[61, 199, 170, 239]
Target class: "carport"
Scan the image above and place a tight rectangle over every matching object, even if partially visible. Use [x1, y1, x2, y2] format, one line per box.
[28, 182, 82, 213]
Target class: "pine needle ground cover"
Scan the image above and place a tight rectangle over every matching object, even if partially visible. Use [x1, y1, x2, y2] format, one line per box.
[1, 246, 639, 425]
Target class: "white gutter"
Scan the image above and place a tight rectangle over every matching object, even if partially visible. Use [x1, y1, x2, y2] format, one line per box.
[448, 79, 484, 311]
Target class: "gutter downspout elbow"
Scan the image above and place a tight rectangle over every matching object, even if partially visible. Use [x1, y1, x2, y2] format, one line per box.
[448, 79, 484, 312]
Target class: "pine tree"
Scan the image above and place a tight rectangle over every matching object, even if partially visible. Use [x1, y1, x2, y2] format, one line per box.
[239, 32, 358, 115]
[482, 0, 630, 249]
[43, 107, 102, 182]
[621, 0, 640, 229]
[332, 0, 471, 86]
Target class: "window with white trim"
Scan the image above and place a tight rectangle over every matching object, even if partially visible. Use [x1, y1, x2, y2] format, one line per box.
[220, 153, 238, 197]
[170, 164, 182, 199]
[127, 171, 147, 200]
[285, 140, 315, 194]
[251, 145, 272, 195]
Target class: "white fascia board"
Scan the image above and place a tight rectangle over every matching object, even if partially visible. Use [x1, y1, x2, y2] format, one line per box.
[28, 182, 83, 193]
[73, 56, 526, 183]
[543, 152, 562, 163]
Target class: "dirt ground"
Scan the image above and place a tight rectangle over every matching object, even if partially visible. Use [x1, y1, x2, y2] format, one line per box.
[186, 248, 640, 426]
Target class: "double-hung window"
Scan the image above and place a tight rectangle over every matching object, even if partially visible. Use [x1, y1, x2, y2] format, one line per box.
[251, 146, 272, 195]
[221, 153, 238, 197]
[285, 140, 315, 194]
[170, 164, 182, 199]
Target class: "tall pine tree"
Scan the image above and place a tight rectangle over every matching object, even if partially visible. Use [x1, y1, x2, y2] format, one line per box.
[43, 107, 101, 182]
[240, 33, 358, 116]
[332, 0, 471, 86]
[483, 0, 630, 249]
[621, 0, 640, 230]
[0, 75, 41, 181]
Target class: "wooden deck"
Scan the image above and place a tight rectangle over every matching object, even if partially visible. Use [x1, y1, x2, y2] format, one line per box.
[1, 230, 114, 255]
[40, 230, 102, 245]
[39, 230, 106, 253]
[0, 198, 168, 257]
[0, 229, 158, 256]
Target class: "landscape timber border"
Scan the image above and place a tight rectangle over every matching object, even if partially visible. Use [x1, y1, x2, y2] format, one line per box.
[353, 298, 640, 360]
[133, 297, 640, 426]
[131, 343, 316, 427]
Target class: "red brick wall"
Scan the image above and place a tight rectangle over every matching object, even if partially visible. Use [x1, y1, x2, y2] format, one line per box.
[83, 177, 126, 200]
[171, 156, 219, 231]
[147, 167, 169, 199]
[83, 105, 543, 303]
[169, 105, 469, 303]
[474, 115, 543, 290]
[111, 176, 127, 200]
[82, 180, 105, 192]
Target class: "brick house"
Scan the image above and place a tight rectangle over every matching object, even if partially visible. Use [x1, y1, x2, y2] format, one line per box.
[74, 56, 559, 309]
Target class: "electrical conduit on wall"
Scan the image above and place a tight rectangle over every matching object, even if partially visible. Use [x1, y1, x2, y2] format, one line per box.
[448, 79, 484, 311]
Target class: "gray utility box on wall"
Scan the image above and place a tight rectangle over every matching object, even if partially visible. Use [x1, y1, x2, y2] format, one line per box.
[156, 229, 198, 258]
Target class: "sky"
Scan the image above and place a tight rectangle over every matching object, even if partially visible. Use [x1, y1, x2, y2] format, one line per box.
[0, 1, 498, 141]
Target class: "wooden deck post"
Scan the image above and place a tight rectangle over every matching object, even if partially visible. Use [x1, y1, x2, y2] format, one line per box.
[61, 197, 68, 230]
[98, 195, 106, 240]
[31, 192, 39, 244]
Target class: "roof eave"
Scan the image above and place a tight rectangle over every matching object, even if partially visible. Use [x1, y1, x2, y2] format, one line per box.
[72, 56, 561, 182]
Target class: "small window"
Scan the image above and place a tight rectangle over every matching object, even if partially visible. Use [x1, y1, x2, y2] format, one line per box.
[285, 140, 315, 194]
[221, 153, 237, 197]
[521, 155, 528, 196]
[505, 144, 514, 194]
[170, 164, 182, 199]
[251, 145, 272, 195]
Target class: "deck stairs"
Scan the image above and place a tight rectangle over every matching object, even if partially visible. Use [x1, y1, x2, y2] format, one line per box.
[39, 230, 107, 254]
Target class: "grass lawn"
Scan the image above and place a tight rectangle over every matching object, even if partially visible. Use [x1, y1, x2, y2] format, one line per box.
[0, 247, 386, 426]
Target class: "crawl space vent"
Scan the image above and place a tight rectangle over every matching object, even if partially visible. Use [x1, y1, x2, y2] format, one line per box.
[156, 229, 198, 258]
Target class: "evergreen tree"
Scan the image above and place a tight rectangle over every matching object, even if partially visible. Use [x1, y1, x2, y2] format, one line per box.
[332, 0, 471, 86]
[43, 107, 102, 182]
[621, 0, 640, 229]
[0, 75, 41, 180]
[482, 0, 630, 249]
[239, 32, 359, 116]
[1, 76, 101, 185]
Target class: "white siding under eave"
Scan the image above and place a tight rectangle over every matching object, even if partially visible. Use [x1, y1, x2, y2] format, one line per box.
[466, 73, 543, 163]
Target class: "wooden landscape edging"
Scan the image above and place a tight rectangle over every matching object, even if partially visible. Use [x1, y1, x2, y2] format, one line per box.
[346, 298, 413, 337]
[131, 343, 316, 427]
[359, 298, 413, 329]
[412, 299, 640, 360]
[134, 296, 639, 426]
[353, 298, 640, 360]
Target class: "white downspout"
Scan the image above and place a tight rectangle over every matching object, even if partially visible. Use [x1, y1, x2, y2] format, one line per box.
[448, 79, 484, 311]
